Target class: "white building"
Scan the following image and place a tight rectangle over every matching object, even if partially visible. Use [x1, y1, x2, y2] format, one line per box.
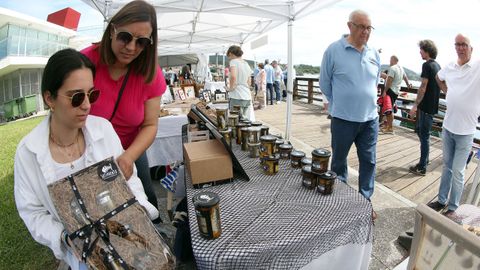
[0, 7, 78, 121]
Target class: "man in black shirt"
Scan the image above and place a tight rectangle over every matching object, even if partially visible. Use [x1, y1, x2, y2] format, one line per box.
[408, 40, 441, 175]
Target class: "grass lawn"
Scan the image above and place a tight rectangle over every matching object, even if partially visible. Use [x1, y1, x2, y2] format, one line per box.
[0, 115, 58, 270]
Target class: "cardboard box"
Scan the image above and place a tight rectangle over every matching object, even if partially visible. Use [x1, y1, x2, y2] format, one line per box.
[184, 139, 233, 184]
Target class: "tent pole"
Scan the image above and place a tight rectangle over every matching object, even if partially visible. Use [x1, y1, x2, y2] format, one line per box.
[285, 18, 293, 141]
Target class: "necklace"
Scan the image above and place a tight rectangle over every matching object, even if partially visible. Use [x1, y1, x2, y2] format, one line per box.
[50, 130, 82, 169]
[49, 132, 79, 148]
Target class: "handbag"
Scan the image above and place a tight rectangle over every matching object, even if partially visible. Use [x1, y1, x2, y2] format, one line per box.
[109, 67, 131, 121]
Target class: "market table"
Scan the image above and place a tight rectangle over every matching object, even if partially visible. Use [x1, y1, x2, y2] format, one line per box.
[185, 144, 374, 270]
[204, 81, 226, 93]
[146, 114, 188, 197]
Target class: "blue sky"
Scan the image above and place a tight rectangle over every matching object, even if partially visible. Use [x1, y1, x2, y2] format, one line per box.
[2, 0, 480, 73]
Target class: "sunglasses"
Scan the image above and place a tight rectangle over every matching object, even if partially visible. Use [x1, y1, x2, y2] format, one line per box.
[113, 27, 153, 48]
[58, 89, 100, 107]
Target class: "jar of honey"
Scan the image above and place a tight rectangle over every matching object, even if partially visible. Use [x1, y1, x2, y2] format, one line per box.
[219, 128, 232, 148]
[235, 122, 248, 145]
[240, 127, 250, 151]
[301, 166, 316, 189]
[301, 157, 312, 167]
[260, 125, 269, 137]
[263, 154, 279, 175]
[290, 150, 306, 169]
[311, 148, 331, 174]
[274, 139, 284, 154]
[248, 142, 261, 158]
[259, 135, 277, 160]
[316, 170, 337, 195]
[228, 115, 239, 138]
[215, 108, 228, 130]
[192, 191, 222, 239]
[247, 127, 262, 144]
[278, 143, 293, 159]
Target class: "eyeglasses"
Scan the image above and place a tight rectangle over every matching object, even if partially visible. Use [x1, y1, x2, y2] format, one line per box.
[113, 26, 153, 48]
[454, 42, 469, 48]
[58, 89, 100, 107]
[350, 22, 375, 32]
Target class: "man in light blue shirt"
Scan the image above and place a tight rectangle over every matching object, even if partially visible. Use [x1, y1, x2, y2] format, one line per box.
[264, 59, 275, 105]
[319, 10, 381, 211]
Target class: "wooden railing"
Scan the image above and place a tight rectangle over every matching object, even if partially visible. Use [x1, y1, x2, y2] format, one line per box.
[293, 76, 479, 144]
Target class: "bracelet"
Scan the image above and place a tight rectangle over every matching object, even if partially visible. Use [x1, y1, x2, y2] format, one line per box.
[61, 230, 70, 247]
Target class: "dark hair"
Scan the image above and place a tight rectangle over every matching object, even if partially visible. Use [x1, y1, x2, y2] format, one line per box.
[418, 40, 438, 59]
[98, 0, 158, 83]
[258, 63, 264, 69]
[41, 48, 95, 105]
[227, 45, 243, 57]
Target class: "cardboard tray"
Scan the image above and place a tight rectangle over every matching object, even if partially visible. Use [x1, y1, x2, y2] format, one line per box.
[47, 157, 175, 270]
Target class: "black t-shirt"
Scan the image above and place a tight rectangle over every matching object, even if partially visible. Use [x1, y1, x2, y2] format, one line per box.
[419, 59, 441, 114]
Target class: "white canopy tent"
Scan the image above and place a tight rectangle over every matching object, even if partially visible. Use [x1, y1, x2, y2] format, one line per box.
[81, 0, 342, 140]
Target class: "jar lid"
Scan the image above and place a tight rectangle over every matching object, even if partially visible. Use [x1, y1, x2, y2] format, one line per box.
[248, 127, 261, 132]
[312, 148, 331, 158]
[192, 191, 220, 207]
[247, 142, 261, 147]
[240, 120, 251, 125]
[301, 165, 312, 173]
[317, 170, 337, 180]
[275, 139, 285, 145]
[251, 121, 263, 126]
[260, 135, 277, 142]
[279, 143, 293, 150]
[236, 122, 248, 127]
[260, 125, 269, 130]
[301, 157, 312, 165]
[219, 128, 232, 134]
[265, 154, 280, 161]
[290, 150, 306, 158]
[228, 115, 238, 119]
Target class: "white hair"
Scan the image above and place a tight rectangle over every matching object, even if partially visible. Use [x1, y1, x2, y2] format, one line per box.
[349, 9, 370, 22]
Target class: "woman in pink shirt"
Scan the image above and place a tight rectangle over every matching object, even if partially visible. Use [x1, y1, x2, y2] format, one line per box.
[81, 0, 166, 221]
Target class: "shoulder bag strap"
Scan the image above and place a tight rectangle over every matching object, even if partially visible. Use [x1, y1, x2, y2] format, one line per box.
[109, 67, 131, 122]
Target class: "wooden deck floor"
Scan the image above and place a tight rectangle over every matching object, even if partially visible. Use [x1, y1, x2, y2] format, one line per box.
[254, 101, 479, 205]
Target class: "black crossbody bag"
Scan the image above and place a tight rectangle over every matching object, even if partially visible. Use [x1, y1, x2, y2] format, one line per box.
[109, 68, 132, 121]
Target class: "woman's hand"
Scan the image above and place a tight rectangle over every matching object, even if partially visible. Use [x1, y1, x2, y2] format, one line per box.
[117, 152, 135, 179]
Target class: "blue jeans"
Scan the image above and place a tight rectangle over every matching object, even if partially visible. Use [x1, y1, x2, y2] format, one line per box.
[273, 81, 281, 101]
[266, 83, 274, 105]
[417, 110, 434, 169]
[331, 117, 378, 199]
[438, 128, 473, 211]
[135, 152, 158, 210]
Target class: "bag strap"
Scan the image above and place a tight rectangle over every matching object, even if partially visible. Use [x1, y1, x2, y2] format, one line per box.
[109, 67, 131, 121]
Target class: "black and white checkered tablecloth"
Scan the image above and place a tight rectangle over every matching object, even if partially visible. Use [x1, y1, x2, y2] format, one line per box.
[186, 144, 373, 270]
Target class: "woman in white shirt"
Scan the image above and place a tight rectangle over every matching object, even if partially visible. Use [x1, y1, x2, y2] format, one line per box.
[226, 45, 253, 120]
[255, 62, 267, 109]
[14, 48, 158, 270]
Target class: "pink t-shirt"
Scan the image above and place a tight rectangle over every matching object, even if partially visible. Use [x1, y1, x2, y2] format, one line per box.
[81, 45, 166, 149]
